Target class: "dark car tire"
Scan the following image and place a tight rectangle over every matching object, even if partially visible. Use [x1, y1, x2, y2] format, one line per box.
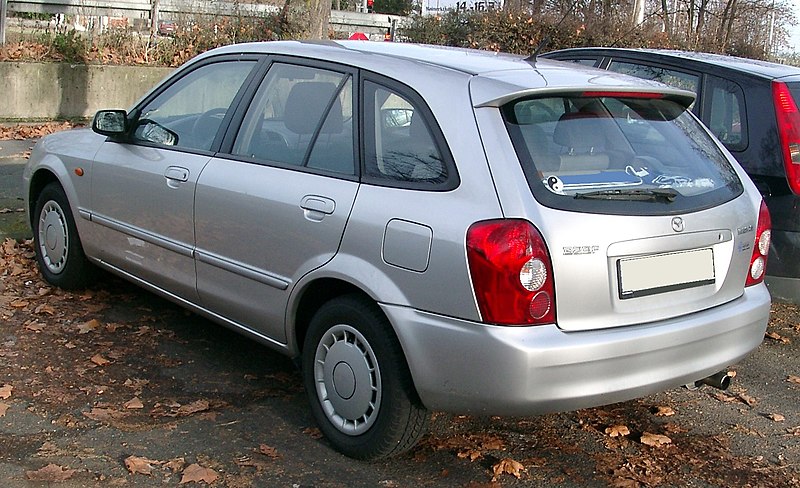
[32, 182, 94, 289]
[302, 294, 429, 460]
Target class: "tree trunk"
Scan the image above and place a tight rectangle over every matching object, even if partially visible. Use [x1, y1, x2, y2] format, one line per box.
[661, 0, 672, 38]
[306, 0, 331, 39]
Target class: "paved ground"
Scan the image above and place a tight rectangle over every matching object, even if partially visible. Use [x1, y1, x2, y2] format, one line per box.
[0, 139, 31, 241]
[1, 137, 799, 487]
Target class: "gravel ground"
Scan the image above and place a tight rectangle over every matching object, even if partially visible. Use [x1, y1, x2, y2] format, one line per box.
[0, 239, 798, 487]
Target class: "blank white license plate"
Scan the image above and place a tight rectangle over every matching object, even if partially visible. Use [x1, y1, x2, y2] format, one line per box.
[618, 248, 715, 299]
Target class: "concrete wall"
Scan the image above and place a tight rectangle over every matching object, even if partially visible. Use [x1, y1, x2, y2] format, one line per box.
[1, 62, 174, 121]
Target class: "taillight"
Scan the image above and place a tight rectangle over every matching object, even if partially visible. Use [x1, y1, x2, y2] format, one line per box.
[466, 220, 555, 325]
[772, 81, 800, 195]
[746, 200, 772, 287]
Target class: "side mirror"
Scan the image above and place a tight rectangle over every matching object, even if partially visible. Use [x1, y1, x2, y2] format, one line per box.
[92, 110, 128, 136]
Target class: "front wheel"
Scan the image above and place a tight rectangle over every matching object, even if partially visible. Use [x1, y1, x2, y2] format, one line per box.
[302, 294, 429, 460]
[32, 182, 94, 289]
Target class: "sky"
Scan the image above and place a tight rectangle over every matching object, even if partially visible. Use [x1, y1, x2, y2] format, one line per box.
[789, 0, 800, 52]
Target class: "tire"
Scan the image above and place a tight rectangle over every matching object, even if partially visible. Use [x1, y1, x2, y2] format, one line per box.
[302, 294, 429, 460]
[32, 182, 94, 289]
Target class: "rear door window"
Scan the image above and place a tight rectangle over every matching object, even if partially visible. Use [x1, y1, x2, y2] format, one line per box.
[502, 94, 743, 215]
[362, 79, 456, 189]
[608, 61, 700, 106]
[705, 76, 747, 151]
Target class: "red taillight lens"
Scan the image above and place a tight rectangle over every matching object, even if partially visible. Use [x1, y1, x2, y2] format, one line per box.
[772, 81, 800, 195]
[746, 200, 772, 287]
[466, 220, 555, 325]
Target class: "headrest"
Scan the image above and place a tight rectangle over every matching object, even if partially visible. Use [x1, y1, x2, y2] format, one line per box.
[284, 82, 342, 135]
[553, 112, 606, 150]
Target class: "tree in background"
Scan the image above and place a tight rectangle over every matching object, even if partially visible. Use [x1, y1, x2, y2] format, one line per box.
[373, 0, 415, 15]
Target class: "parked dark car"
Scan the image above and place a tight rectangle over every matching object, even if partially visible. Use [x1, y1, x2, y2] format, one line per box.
[543, 48, 800, 303]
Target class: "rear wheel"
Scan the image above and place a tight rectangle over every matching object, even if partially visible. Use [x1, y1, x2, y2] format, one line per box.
[302, 294, 429, 460]
[32, 182, 94, 289]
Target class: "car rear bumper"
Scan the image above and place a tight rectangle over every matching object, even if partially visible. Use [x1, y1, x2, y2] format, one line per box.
[384, 284, 770, 416]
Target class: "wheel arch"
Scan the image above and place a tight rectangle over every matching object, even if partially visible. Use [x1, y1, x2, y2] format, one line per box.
[27, 168, 61, 227]
[289, 278, 372, 358]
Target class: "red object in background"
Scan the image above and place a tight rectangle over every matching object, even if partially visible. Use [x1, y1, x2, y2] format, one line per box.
[349, 32, 369, 40]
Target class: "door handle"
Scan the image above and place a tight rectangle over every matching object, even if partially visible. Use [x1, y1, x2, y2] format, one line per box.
[165, 166, 189, 182]
[300, 195, 335, 221]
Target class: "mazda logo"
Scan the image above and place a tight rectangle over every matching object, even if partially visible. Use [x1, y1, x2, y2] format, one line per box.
[672, 217, 685, 233]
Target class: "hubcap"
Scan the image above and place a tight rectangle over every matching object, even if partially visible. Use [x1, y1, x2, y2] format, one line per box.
[38, 200, 69, 274]
[314, 324, 381, 435]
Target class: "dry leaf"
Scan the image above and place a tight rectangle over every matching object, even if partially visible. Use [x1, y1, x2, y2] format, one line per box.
[766, 331, 791, 344]
[711, 392, 737, 403]
[77, 319, 101, 334]
[767, 413, 786, 422]
[640, 432, 672, 447]
[458, 449, 483, 461]
[303, 427, 323, 439]
[125, 455, 160, 475]
[0, 402, 8, 417]
[25, 464, 77, 481]
[90, 354, 110, 366]
[10, 300, 29, 309]
[177, 399, 209, 416]
[124, 397, 144, 409]
[24, 322, 44, 332]
[491, 458, 526, 481]
[788, 375, 800, 384]
[34, 303, 56, 315]
[738, 392, 758, 407]
[0, 384, 12, 399]
[164, 457, 186, 472]
[180, 463, 218, 484]
[605, 425, 630, 437]
[257, 444, 280, 458]
[653, 406, 676, 417]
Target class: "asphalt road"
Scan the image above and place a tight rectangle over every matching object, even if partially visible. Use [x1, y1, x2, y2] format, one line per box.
[1, 140, 798, 487]
[0, 139, 32, 241]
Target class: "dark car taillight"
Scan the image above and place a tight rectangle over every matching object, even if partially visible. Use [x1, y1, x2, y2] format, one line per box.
[746, 200, 772, 287]
[772, 81, 800, 195]
[467, 220, 555, 325]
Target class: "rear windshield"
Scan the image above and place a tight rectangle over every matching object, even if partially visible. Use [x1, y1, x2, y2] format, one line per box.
[502, 95, 743, 215]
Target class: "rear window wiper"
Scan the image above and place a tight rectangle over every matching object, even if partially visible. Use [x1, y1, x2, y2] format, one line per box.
[574, 188, 678, 202]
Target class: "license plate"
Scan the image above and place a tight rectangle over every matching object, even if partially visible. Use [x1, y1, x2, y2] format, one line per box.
[618, 248, 715, 299]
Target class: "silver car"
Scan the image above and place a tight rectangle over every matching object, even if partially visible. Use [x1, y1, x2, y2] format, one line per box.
[24, 41, 772, 460]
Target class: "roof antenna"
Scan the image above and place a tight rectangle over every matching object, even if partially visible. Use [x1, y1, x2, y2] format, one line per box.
[525, 36, 550, 63]
[525, 2, 578, 64]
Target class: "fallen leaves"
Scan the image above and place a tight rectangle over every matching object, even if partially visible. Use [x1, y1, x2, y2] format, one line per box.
[788, 375, 800, 385]
[766, 413, 786, 422]
[640, 432, 672, 447]
[0, 402, 8, 416]
[765, 331, 791, 344]
[90, 354, 111, 366]
[180, 463, 218, 484]
[125, 455, 159, 475]
[652, 406, 676, 417]
[77, 319, 101, 334]
[0, 384, 12, 399]
[257, 444, 280, 459]
[0, 122, 79, 141]
[491, 458, 526, 481]
[124, 397, 144, 409]
[25, 464, 76, 481]
[605, 425, 631, 437]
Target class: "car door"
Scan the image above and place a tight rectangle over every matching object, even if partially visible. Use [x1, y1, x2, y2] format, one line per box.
[194, 61, 359, 343]
[90, 58, 259, 301]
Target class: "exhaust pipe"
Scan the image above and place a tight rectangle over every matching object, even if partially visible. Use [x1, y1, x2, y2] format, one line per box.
[694, 371, 733, 390]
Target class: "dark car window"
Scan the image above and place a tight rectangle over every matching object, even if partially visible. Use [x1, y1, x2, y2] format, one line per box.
[503, 94, 743, 216]
[560, 58, 600, 68]
[608, 60, 700, 98]
[706, 76, 747, 151]
[134, 60, 256, 151]
[233, 63, 355, 175]
[363, 80, 448, 185]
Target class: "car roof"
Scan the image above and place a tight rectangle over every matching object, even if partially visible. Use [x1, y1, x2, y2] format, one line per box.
[544, 47, 800, 80]
[197, 41, 696, 108]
